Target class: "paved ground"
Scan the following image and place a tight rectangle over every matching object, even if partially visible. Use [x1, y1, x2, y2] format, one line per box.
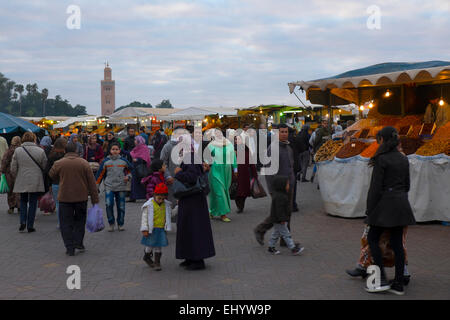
[0, 172, 449, 300]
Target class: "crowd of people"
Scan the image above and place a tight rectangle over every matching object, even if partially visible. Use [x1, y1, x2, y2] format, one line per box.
[0, 119, 415, 294]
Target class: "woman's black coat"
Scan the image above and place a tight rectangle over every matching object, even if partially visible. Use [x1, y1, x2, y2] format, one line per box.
[365, 149, 416, 228]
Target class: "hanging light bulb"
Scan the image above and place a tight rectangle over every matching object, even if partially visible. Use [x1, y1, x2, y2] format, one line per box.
[360, 105, 364, 111]
[385, 90, 391, 98]
[368, 102, 374, 109]
[439, 86, 445, 106]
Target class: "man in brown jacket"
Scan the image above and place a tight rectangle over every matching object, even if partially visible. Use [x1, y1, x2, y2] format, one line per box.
[49, 143, 99, 256]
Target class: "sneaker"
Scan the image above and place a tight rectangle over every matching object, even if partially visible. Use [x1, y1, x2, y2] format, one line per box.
[19, 224, 26, 232]
[268, 247, 280, 255]
[301, 179, 310, 182]
[27, 228, 36, 233]
[117, 225, 124, 231]
[365, 279, 391, 293]
[388, 281, 405, 295]
[221, 216, 231, 222]
[346, 267, 368, 279]
[108, 224, 114, 232]
[291, 245, 304, 255]
[254, 230, 264, 246]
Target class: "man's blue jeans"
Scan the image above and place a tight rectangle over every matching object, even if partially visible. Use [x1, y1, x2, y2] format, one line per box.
[20, 192, 39, 228]
[52, 184, 60, 227]
[105, 191, 126, 226]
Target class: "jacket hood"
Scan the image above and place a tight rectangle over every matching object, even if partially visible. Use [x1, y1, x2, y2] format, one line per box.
[273, 175, 289, 193]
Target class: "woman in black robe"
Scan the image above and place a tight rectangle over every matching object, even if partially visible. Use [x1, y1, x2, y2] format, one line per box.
[174, 160, 215, 270]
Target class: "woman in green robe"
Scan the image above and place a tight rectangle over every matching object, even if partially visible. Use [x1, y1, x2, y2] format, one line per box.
[207, 130, 237, 222]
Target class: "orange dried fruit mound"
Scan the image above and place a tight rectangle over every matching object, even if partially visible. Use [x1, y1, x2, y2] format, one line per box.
[360, 142, 379, 158]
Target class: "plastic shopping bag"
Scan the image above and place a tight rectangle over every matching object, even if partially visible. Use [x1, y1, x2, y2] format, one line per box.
[0, 174, 9, 193]
[86, 204, 105, 233]
[250, 178, 267, 199]
[38, 191, 56, 213]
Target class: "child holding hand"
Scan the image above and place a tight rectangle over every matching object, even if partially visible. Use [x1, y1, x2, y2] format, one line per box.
[140, 183, 172, 271]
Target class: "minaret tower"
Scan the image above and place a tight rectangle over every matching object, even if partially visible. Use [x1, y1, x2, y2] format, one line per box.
[101, 62, 115, 115]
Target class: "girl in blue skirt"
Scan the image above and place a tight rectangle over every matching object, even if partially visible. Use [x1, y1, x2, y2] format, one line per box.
[140, 183, 172, 271]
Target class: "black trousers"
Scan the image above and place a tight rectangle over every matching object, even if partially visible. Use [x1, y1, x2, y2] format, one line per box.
[368, 225, 404, 284]
[59, 201, 88, 250]
[235, 197, 246, 211]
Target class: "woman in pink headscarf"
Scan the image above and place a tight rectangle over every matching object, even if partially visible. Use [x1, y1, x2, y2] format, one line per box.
[129, 135, 151, 201]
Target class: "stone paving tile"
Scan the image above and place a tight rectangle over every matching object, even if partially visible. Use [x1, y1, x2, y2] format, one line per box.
[0, 173, 449, 300]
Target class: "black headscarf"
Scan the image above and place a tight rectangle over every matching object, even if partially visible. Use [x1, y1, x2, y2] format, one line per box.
[369, 126, 400, 167]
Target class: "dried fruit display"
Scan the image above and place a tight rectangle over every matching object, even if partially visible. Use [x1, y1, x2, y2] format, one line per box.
[407, 124, 422, 138]
[432, 121, 450, 141]
[314, 140, 343, 162]
[416, 140, 450, 156]
[378, 117, 400, 127]
[335, 141, 368, 159]
[346, 119, 378, 132]
[419, 123, 436, 136]
[399, 125, 411, 136]
[399, 137, 423, 155]
[358, 128, 370, 139]
[396, 115, 423, 127]
[360, 142, 379, 158]
[368, 126, 384, 138]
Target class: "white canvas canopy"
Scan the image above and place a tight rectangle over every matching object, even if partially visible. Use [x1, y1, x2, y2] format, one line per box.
[53, 115, 97, 129]
[159, 107, 238, 121]
[288, 61, 450, 93]
[159, 107, 216, 121]
[109, 107, 152, 119]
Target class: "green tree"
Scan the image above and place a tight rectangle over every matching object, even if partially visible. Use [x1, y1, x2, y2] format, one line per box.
[14, 84, 24, 116]
[155, 99, 173, 108]
[41, 88, 48, 117]
[115, 101, 153, 112]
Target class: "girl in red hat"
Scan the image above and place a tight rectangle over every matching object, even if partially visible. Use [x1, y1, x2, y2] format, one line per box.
[140, 183, 172, 271]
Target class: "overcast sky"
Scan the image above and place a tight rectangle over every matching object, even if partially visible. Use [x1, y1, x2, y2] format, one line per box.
[1, 0, 449, 114]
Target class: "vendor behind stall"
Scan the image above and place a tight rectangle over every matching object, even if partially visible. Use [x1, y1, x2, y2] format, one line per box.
[424, 98, 450, 127]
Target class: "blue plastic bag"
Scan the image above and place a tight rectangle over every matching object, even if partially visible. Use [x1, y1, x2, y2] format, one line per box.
[86, 204, 105, 232]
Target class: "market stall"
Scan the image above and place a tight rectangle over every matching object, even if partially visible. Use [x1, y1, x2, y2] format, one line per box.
[0, 112, 46, 142]
[289, 61, 450, 222]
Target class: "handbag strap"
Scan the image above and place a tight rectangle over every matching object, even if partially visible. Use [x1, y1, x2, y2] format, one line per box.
[22, 146, 45, 173]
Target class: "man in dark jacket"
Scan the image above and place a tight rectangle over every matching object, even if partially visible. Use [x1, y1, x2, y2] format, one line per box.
[254, 124, 297, 245]
[123, 127, 136, 161]
[313, 119, 331, 152]
[295, 124, 311, 182]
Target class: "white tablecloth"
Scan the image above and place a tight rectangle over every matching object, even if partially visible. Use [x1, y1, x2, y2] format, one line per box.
[316, 154, 450, 222]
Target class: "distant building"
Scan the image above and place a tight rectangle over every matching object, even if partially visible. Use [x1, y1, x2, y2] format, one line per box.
[101, 62, 115, 116]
